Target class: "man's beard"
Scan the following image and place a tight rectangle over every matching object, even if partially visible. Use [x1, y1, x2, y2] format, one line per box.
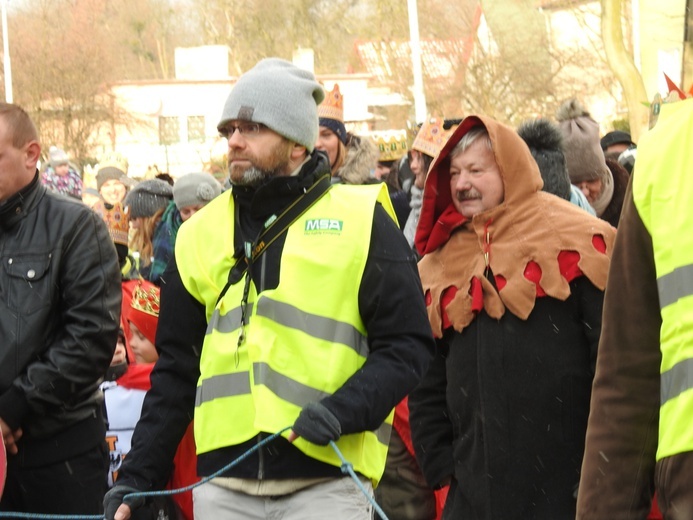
[228, 141, 293, 188]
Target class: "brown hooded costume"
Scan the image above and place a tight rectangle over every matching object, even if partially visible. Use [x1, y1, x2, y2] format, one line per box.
[409, 115, 616, 520]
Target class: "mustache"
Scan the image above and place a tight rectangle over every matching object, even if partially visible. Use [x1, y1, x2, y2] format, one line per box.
[455, 189, 480, 201]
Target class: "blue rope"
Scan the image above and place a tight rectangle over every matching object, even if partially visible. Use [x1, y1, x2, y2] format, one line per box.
[0, 428, 388, 520]
[329, 440, 389, 520]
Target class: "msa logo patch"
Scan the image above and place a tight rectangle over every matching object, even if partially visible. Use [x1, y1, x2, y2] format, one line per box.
[305, 218, 344, 234]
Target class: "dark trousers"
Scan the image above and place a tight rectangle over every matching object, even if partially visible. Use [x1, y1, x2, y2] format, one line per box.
[0, 441, 109, 515]
[374, 428, 436, 520]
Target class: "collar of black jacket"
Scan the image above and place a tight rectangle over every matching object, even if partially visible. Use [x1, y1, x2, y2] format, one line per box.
[233, 151, 331, 221]
[0, 171, 42, 230]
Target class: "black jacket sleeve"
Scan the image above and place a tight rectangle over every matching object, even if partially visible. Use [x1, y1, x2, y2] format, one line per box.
[319, 204, 435, 434]
[116, 255, 206, 490]
[409, 338, 455, 488]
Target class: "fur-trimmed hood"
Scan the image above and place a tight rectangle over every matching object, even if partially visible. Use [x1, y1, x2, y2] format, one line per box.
[335, 134, 378, 185]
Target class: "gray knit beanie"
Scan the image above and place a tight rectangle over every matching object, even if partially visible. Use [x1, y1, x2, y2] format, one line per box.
[173, 172, 221, 210]
[217, 58, 325, 152]
[124, 179, 173, 219]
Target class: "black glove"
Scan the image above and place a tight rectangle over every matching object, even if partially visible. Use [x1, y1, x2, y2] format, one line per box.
[292, 402, 342, 446]
[103, 484, 147, 520]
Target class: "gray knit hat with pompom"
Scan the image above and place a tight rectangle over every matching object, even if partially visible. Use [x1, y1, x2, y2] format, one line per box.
[173, 172, 221, 210]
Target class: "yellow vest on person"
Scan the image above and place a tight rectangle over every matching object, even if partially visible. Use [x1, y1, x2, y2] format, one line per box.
[632, 98, 693, 460]
[175, 181, 396, 484]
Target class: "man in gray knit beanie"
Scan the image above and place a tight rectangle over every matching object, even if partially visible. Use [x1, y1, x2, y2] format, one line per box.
[217, 58, 325, 188]
[105, 56, 433, 520]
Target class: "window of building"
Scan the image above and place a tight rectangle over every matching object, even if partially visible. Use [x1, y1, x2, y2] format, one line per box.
[159, 116, 180, 145]
[187, 116, 206, 143]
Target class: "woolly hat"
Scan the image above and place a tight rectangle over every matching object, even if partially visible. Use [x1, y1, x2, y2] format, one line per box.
[124, 179, 173, 219]
[517, 118, 571, 200]
[126, 280, 160, 345]
[173, 172, 221, 210]
[556, 99, 614, 217]
[556, 99, 611, 184]
[217, 58, 324, 152]
[49, 146, 69, 167]
[600, 130, 633, 151]
[96, 151, 129, 191]
[318, 84, 347, 145]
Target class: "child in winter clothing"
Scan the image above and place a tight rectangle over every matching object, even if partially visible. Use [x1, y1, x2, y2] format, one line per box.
[102, 281, 197, 520]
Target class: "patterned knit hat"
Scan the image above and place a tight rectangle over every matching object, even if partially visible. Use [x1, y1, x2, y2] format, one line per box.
[96, 151, 130, 191]
[126, 280, 160, 345]
[173, 172, 221, 210]
[318, 84, 347, 145]
[124, 179, 173, 219]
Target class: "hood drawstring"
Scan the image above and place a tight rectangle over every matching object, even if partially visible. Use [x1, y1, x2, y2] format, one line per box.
[483, 218, 493, 277]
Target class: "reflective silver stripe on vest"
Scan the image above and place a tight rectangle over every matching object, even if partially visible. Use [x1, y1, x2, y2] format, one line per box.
[253, 362, 330, 407]
[207, 303, 255, 335]
[196, 372, 250, 406]
[256, 298, 369, 358]
[661, 357, 693, 405]
[657, 264, 693, 309]
[253, 362, 391, 446]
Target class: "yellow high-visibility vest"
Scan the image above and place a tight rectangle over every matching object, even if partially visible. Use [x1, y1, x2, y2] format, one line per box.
[175, 181, 396, 484]
[632, 98, 693, 460]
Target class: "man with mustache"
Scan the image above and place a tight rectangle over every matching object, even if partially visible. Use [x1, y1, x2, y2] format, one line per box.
[104, 58, 434, 520]
[409, 115, 615, 519]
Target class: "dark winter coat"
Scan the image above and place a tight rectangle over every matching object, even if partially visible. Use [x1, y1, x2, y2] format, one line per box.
[410, 277, 604, 519]
[0, 173, 121, 466]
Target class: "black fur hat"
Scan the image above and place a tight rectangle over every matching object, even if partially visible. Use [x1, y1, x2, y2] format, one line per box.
[517, 118, 571, 200]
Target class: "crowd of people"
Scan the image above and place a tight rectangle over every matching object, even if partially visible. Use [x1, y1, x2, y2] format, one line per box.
[0, 57, 690, 520]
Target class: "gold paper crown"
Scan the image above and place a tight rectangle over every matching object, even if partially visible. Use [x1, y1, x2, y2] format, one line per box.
[318, 83, 344, 123]
[373, 131, 408, 162]
[412, 117, 451, 158]
[130, 282, 160, 317]
[93, 201, 130, 246]
[97, 151, 129, 176]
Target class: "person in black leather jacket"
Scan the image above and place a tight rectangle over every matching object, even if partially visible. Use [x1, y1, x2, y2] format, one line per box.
[0, 103, 122, 515]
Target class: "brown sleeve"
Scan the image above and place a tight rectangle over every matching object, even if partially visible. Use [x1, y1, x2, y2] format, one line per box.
[576, 179, 662, 519]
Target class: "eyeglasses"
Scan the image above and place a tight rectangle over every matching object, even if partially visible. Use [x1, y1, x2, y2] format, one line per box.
[219, 122, 265, 138]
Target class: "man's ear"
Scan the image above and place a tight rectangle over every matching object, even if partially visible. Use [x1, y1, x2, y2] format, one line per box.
[24, 141, 41, 169]
[290, 143, 307, 161]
